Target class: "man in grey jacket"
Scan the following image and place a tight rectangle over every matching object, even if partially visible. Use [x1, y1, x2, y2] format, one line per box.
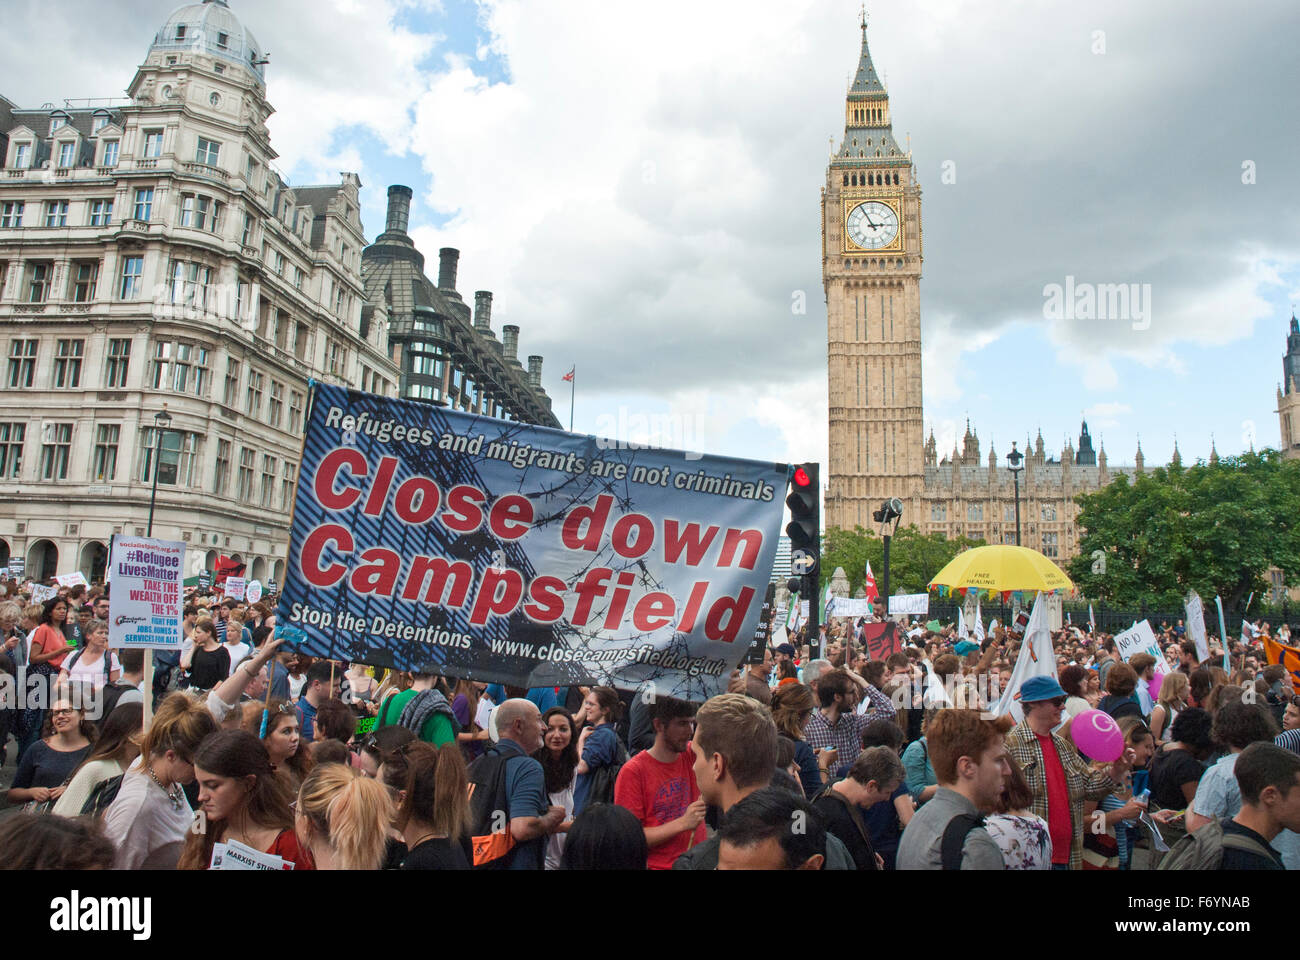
[897, 709, 1011, 869]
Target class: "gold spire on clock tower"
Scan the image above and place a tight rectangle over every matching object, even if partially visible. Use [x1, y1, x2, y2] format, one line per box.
[823, 14, 925, 532]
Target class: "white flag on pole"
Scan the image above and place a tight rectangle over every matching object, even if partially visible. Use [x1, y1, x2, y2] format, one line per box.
[957, 607, 968, 639]
[972, 599, 985, 643]
[1088, 603, 1096, 634]
[991, 592, 1056, 722]
[1184, 591, 1210, 664]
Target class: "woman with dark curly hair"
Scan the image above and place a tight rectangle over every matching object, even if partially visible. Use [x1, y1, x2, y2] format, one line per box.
[1185, 700, 1278, 834]
[535, 706, 579, 869]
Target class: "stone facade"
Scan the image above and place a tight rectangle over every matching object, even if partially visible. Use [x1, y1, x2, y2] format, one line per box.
[0, 1, 399, 582]
[1277, 313, 1300, 460]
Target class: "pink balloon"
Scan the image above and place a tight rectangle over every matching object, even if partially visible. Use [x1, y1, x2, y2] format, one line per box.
[1148, 671, 1164, 701]
[1070, 709, 1124, 762]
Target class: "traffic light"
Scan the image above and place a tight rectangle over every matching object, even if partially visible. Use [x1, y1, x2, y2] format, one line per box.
[785, 463, 821, 655]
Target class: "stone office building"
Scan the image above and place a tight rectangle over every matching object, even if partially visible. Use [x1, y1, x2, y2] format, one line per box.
[0, 0, 399, 583]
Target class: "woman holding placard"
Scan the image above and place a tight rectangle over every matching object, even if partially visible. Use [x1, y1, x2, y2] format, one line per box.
[178, 729, 311, 869]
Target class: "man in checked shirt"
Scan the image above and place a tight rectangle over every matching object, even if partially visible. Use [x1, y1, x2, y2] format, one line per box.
[805, 669, 875, 778]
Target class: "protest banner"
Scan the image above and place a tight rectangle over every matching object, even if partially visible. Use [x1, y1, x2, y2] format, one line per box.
[198, 571, 212, 589]
[888, 593, 928, 616]
[743, 584, 775, 665]
[992, 592, 1055, 722]
[1114, 620, 1169, 674]
[30, 583, 57, 604]
[55, 571, 88, 588]
[223, 576, 247, 601]
[246, 580, 263, 604]
[828, 597, 873, 618]
[266, 578, 278, 595]
[215, 555, 245, 585]
[107, 536, 184, 650]
[862, 620, 900, 661]
[276, 384, 785, 700]
[1184, 591, 1210, 664]
[1262, 634, 1300, 688]
[8, 557, 24, 578]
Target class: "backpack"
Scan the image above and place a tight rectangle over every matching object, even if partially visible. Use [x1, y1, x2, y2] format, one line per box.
[65, 647, 112, 679]
[1156, 819, 1274, 870]
[940, 813, 986, 870]
[465, 746, 536, 870]
[583, 734, 629, 807]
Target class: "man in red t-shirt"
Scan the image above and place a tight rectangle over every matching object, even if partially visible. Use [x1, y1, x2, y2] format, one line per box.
[614, 696, 707, 869]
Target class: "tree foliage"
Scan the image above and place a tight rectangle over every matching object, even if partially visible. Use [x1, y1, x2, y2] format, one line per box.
[822, 524, 985, 596]
[1067, 450, 1300, 612]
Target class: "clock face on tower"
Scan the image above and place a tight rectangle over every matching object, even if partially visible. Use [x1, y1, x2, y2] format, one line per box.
[845, 200, 899, 251]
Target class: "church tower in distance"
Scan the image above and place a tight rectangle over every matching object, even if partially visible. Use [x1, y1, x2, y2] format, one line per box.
[823, 13, 925, 531]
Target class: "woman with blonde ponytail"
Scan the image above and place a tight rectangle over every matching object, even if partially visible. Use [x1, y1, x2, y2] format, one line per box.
[295, 763, 393, 869]
[396, 742, 471, 869]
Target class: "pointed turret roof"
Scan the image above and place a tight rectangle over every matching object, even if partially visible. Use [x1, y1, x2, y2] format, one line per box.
[1209, 435, 1220, 465]
[849, 12, 887, 97]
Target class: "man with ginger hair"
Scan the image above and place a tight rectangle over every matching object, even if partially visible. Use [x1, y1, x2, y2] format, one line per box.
[896, 709, 1012, 870]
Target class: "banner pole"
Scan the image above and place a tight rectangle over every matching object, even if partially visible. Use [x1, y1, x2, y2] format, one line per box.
[143, 651, 154, 727]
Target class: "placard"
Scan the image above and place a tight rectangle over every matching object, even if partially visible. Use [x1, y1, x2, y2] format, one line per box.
[276, 384, 785, 700]
[1114, 619, 1170, 674]
[888, 593, 929, 616]
[245, 580, 263, 604]
[8, 557, 24, 578]
[107, 536, 184, 650]
[198, 571, 212, 589]
[30, 583, 57, 604]
[55, 572, 88, 588]
[744, 585, 775, 665]
[223, 576, 247, 601]
[828, 597, 874, 618]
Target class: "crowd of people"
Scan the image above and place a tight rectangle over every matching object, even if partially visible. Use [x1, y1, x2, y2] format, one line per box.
[1, 578, 1298, 870]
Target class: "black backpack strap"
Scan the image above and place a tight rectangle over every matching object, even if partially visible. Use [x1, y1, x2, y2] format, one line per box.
[940, 813, 986, 870]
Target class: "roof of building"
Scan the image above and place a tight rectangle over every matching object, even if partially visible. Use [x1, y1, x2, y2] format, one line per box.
[150, 0, 265, 85]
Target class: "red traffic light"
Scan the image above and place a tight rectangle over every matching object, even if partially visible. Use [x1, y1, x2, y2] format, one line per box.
[793, 467, 811, 487]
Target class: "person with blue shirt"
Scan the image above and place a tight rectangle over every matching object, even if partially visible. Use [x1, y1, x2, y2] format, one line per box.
[573, 686, 625, 815]
[485, 684, 560, 714]
[485, 699, 566, 870]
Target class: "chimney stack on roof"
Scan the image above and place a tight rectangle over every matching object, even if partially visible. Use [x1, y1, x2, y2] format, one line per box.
[385, 185, 412, 235]
[502, 325, 520, 362]
[474, 291, 493, 334]
[437, 248, 459, 292]
[527, 355, 543, 389]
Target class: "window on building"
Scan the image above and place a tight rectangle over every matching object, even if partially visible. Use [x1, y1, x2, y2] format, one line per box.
[236, 447, 255, 501]
[92, 115, 109, 133]
[152, 341, 210, 396]
[274, 251, 285, 276]
[0, 201, 24, 228]
[44, 201, 69, 227]
[92, 423, 119, 481]
[281, 461, 296, 510]
[214, 63, 225, 75]
[260, 454, 276, 507]
[119, 256, 144, 299]
[213, 438, 231, 494]
[167, 261, 212, 309]
[267, 381, 283, 428]
[293, 323, 308, 360]
[56, 142, 75, 168]
[216, 32, 229, 50]
[88, 199, 113, 227]
[245, 369, 263, 417]
[27, 262, 50, 302]
[13, 143, 30, 169]
[101, 140, 119, 167]
[143, 130, 163, 158]
[966, 504, 983, 521]
[105, 338, 131, 387]
[334, 284, 346, 316]
[195, 137, 221, 167]
[8, 341, 37, 389]
[1003, 505, 1016, 522]
[931, 505, 946, 521]
[1041, 505, 1056, 522]
[71, 261, 99, 301]
[1042, 532, 1059, 558]
[52, 339, 83, 388]
[175, 24, 187, 40]
[294, 267, 304, 291]
[140, 429, 197, 487]
[133, 188, 154, 221]
[327, 341, 345, 376]
[222, 358, 240, 407]
[40, 422, 72, 480]
[49, 116, 66, 135]
[288, 390, 303, 433]
[0, 422, 23, 478]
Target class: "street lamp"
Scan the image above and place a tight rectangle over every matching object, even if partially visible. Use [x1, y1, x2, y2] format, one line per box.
[1006, 442, 1024, 547]
[873, 497, 904, 615]
[147, 407, 172, 537]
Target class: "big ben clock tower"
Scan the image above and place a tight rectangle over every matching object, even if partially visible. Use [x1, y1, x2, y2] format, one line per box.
[823, 13, 925, 531]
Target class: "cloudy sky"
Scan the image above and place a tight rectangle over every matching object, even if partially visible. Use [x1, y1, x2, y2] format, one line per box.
[6, 0, 1298, 472]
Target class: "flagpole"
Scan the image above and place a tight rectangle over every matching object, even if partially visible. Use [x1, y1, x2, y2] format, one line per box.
[569, 367, 575, 432]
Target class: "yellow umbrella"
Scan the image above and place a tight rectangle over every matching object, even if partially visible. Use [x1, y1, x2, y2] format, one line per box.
[928, 544, 1073, 595]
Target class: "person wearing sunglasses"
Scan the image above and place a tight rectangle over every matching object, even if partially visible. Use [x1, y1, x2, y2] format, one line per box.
[1006, 675, 1137, 871]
